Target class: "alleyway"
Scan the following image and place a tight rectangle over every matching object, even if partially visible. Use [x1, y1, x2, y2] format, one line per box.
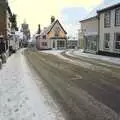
[0, 49, 66, 120]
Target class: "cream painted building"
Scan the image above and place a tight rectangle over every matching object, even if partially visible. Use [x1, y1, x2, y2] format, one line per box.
[80, 16, 98, 53]
[36, 19, 67, 50]
[80, 2, 120, 55]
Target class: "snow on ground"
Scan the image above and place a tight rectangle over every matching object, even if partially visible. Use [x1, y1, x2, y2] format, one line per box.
[40, 50, 69, 60]
[70, 49, 120, 65]
[0, 49, 66, 120]
[40, 50, 64, 55]
[39, 49, 120, 72]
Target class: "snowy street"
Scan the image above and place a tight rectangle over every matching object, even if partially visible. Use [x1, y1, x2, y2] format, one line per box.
[65, 49, 120, 66]
[24, 49, 120, 120]
[1, 49, 120, 120]
[0, 49, 66, 120]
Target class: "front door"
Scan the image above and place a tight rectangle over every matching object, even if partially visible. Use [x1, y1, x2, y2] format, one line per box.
[53, 40, 55, 48]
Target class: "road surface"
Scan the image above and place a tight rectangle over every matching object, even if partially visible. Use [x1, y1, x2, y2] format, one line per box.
[24, 49, 120, 120]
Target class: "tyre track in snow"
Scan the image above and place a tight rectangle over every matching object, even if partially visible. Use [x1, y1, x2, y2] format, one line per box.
[24, 50, 120, 120]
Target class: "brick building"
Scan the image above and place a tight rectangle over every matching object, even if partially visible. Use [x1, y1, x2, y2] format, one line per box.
[0, 0, 12, 52]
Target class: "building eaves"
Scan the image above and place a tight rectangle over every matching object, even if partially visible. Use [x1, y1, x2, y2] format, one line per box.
[80, 16, 98, 23]
[97, 2, 120, 13]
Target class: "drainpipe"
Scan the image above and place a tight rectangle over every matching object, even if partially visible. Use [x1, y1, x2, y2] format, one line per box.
[97, 14, 100, 54]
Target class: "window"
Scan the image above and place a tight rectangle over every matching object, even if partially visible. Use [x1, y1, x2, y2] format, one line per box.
[115, 33, 120, 49]
[57, 41, 65, 48]
[43, 35, 46, 39]
[115, 8, 120, 26]
[54, 27, 60, 37]
[86, 36, 97, 51]
[42, 42, 47, 46]
[104, 11, 111, 27]
[104, 33, 110, 49]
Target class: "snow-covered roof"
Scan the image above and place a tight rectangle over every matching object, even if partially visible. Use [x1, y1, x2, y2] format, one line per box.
[81, 0, 120, 21]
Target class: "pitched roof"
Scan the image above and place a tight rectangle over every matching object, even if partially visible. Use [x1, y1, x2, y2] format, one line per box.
[40, 20, 67, 36]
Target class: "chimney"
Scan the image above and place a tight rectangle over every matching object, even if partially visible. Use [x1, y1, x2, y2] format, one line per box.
[51, 16, 55, 24]
[37, 24, 41, 34]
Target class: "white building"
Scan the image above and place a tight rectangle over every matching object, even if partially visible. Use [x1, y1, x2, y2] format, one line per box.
[80, 1, 120, 56]
[98, 3, 120, 55]
[36, 19, 67, 50]
[80, 16, 98, 53]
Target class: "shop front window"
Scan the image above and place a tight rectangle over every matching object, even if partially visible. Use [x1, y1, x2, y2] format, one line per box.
[115, 33, 120, 49]
[86, 36, 97, 51]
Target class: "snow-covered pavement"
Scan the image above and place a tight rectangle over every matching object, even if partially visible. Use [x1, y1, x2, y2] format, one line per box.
[67, 49, 120, 65]
[0, 50, 66, 120]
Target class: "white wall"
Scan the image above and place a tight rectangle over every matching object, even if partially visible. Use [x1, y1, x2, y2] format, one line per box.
[81, 17, 98, 35]
[81, 17, 98, 52]
[99, 9, 120, 53]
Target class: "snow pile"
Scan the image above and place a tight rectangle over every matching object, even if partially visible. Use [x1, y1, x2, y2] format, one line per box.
[73, 49, 120, 65]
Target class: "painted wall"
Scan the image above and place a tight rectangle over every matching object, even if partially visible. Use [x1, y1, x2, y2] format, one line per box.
[81, 17, 98, 53]
[99, 8, 120, 53]
[81, 17, 98, 35]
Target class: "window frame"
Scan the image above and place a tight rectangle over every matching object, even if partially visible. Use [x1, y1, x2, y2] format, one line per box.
[43, 35, 46, 39]
[57, 40, 65, 48]
[115, 8, 120, 26]
[104, 11, 111, 28]
[114, 32, 120, 50]
[104, 33, 110, 49]
[42, 42, 47, 46]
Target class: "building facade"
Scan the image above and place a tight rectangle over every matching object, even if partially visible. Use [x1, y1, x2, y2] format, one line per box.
[80, 16, 98, 53]
[98, 3, 120, 55]
[80, 2, 120, 55]
[21, 21, 30, 46]
[0, 0, 12, 52]
[36, 19, 67, 50]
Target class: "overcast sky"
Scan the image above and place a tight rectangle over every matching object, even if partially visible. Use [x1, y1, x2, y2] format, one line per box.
[9, 0, 112, 37]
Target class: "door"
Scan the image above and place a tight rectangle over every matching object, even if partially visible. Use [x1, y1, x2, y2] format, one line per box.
[53, 40, 55, 48]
